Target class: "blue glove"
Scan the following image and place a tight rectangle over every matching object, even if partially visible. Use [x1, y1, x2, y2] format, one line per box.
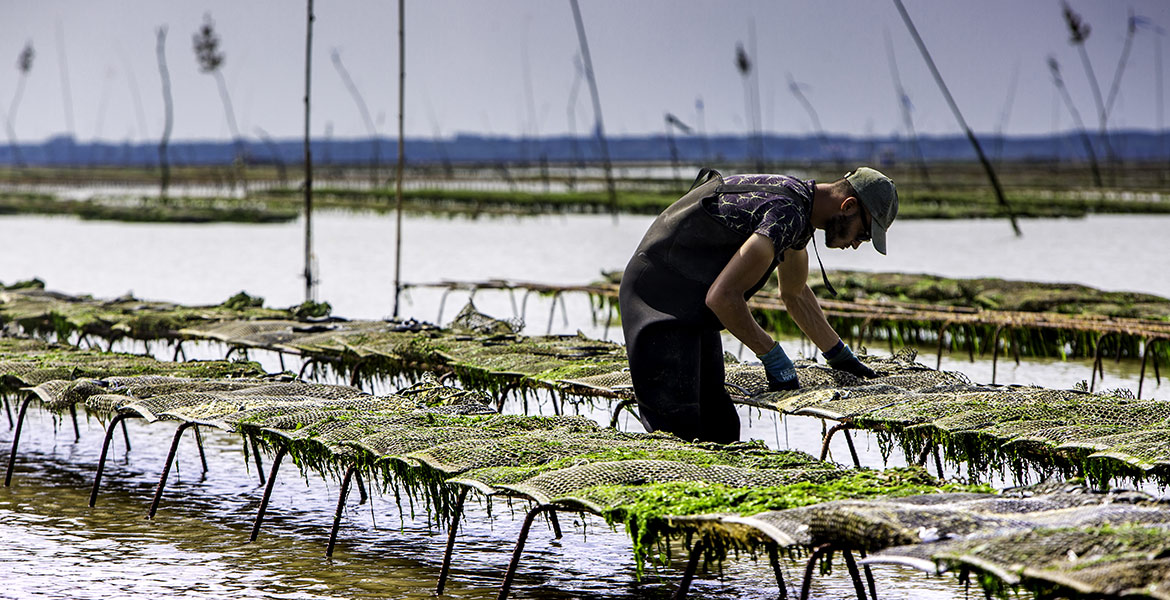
[823, 340, 878, 378]
[757, 342, 799, 391]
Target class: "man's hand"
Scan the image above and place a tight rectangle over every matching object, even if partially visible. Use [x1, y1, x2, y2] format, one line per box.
[758, 342, 799, 391]
[823, 340, 878, 379]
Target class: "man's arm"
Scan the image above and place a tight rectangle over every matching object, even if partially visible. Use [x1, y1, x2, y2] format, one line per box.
[705, 233, 778, 355]
[776, 247, 840, 351]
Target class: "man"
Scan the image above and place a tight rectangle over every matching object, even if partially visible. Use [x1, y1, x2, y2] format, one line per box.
[619, 167, 898, 443]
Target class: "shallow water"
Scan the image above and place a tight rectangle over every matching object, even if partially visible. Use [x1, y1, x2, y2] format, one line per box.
[2, 211, 1170, 599]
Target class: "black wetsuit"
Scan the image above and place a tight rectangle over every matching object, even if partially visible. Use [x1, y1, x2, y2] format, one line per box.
[619, 171, 813, 443]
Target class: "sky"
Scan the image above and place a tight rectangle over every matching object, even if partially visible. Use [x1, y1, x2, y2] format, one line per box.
[1, 0, 1167, 145]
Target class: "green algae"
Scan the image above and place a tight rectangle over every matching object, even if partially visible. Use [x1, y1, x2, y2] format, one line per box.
[584, 466, 992, 575]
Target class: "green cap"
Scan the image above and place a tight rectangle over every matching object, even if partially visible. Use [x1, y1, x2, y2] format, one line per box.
[845, 167, 898, 255]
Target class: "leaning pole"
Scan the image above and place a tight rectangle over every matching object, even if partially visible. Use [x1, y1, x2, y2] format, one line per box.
[303, 0, 316, 301]
[568, 0, 617, 216]
[892, 0, 1021, 237]
[393, 0, 406, 318]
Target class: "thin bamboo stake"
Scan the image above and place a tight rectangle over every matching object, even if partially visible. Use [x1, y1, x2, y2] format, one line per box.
[303, 0, 316, 302]
[891, 0, 1021, 237]
[568, 0, 617, 216]
[393, 0, 406, 317]
[156, 27, 173, 201]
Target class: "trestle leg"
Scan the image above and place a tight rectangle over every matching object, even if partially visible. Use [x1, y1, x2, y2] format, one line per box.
[436, 488, 470, 594]
[819, 423, 861, 467]
[843, 549, 869, 600]
[799, 544, 834, 600]
[147, 422, 197, 519]
[250, 445, 288, 542]
[497, 504, 558, 600]
[4, 395, 34, 486]
[69, 404, 80, 442]
[250, 436, 266, 485]
[326, 464, 358, 558]
[673, 542, 705, 600]
[769, 544, 789, 600]
[89, 412, 135, 507]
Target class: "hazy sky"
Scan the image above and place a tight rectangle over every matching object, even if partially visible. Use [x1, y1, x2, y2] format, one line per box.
[2, 1, 1167, 144]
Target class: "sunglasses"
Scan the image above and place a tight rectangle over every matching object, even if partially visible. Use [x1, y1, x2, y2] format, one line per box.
[857, 207, 872, 243]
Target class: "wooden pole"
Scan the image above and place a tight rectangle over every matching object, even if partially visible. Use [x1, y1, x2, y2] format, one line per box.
[891, 0, 1021, 237]
[303, 0, 316, 302]
[568, 0, 617, 216]
[393, 0, 406, 318]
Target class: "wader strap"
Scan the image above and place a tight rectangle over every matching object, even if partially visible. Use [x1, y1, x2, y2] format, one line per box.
[713, 184, 802, 196]
[809, 235, 839, 297]
[689, 168, 800, 198]
[689, 168, 723, 191]
[689, 168, 841, 297]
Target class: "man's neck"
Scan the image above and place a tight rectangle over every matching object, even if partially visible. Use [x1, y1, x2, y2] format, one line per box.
[809, 183, 839, 230]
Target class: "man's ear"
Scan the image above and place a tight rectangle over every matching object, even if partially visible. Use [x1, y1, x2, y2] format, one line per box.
[841, 196, 860, 214]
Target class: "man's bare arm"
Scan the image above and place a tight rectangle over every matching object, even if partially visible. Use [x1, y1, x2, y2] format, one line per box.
[777, 247, 840, 351]
[705, 233, 777, 355]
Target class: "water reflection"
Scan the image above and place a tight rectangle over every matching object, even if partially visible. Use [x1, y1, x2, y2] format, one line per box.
[5, 212, 1170, 599]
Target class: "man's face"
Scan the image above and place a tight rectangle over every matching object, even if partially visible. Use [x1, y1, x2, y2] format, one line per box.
[824, 203, 872, 250]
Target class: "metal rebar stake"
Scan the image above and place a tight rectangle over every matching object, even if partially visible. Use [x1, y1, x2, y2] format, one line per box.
[148, 422, 197, 519]
[89, 412, 134, 507]
[436, 487, 469, 595]
[497, 504, 557, 600]
[121, 417, 132, 453]
[69, 404, 80, 442]
[858, 549, 878, 600]
[799, 543, 833, 600]
[842, 549, 869, 600]
[673, 542, 705, 600]
[4, 395, 34, 486]
[326, 464, 357, 558]
[194, 425, 208, 475]
[355, 469, 368, 504]
[609, 398, 637, 429]
[769, 544, 789, 600]
[250, 445, 288, 542]
[249, 436, 266, 485]
[819, 423, 861, 467]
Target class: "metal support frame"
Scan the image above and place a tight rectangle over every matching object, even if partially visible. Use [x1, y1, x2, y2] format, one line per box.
[799, 544, 834, 600]
[4, 394, 34, 486]
[69, 404, 80, 442]
[250, 445, 289, 542]
[936, 322, 952, 370]
[768, 544, 790, 600]
[819, 423, 861, 468]
[148, 421, 200, 519]
[673, 542, 705, 600]
[121, 418, 132, 452]
[497, 504, 560, 600]
[249, 436, 266, 485]
[194, 425, 208, 474]
[89, 412, 136, 507]
[1090, 332, 1110, 392]
[1138, 338, 1163, 399]
[990, 324, 1005, 384]
[609, 398, 638, 429]
[436, 487, 470, 594]
[326, 464, 359, 558]
[799, 544, 870, 600]
[299, 358, 318, 380]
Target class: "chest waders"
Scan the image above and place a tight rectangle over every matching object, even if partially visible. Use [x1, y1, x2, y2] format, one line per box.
[618, 170, 810, 443]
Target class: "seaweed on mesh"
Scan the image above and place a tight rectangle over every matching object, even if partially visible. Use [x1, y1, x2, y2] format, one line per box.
[573, 466, 990, 576]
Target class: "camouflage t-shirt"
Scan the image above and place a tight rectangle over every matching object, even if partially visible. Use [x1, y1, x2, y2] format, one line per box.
[700, 174, 815, 259]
